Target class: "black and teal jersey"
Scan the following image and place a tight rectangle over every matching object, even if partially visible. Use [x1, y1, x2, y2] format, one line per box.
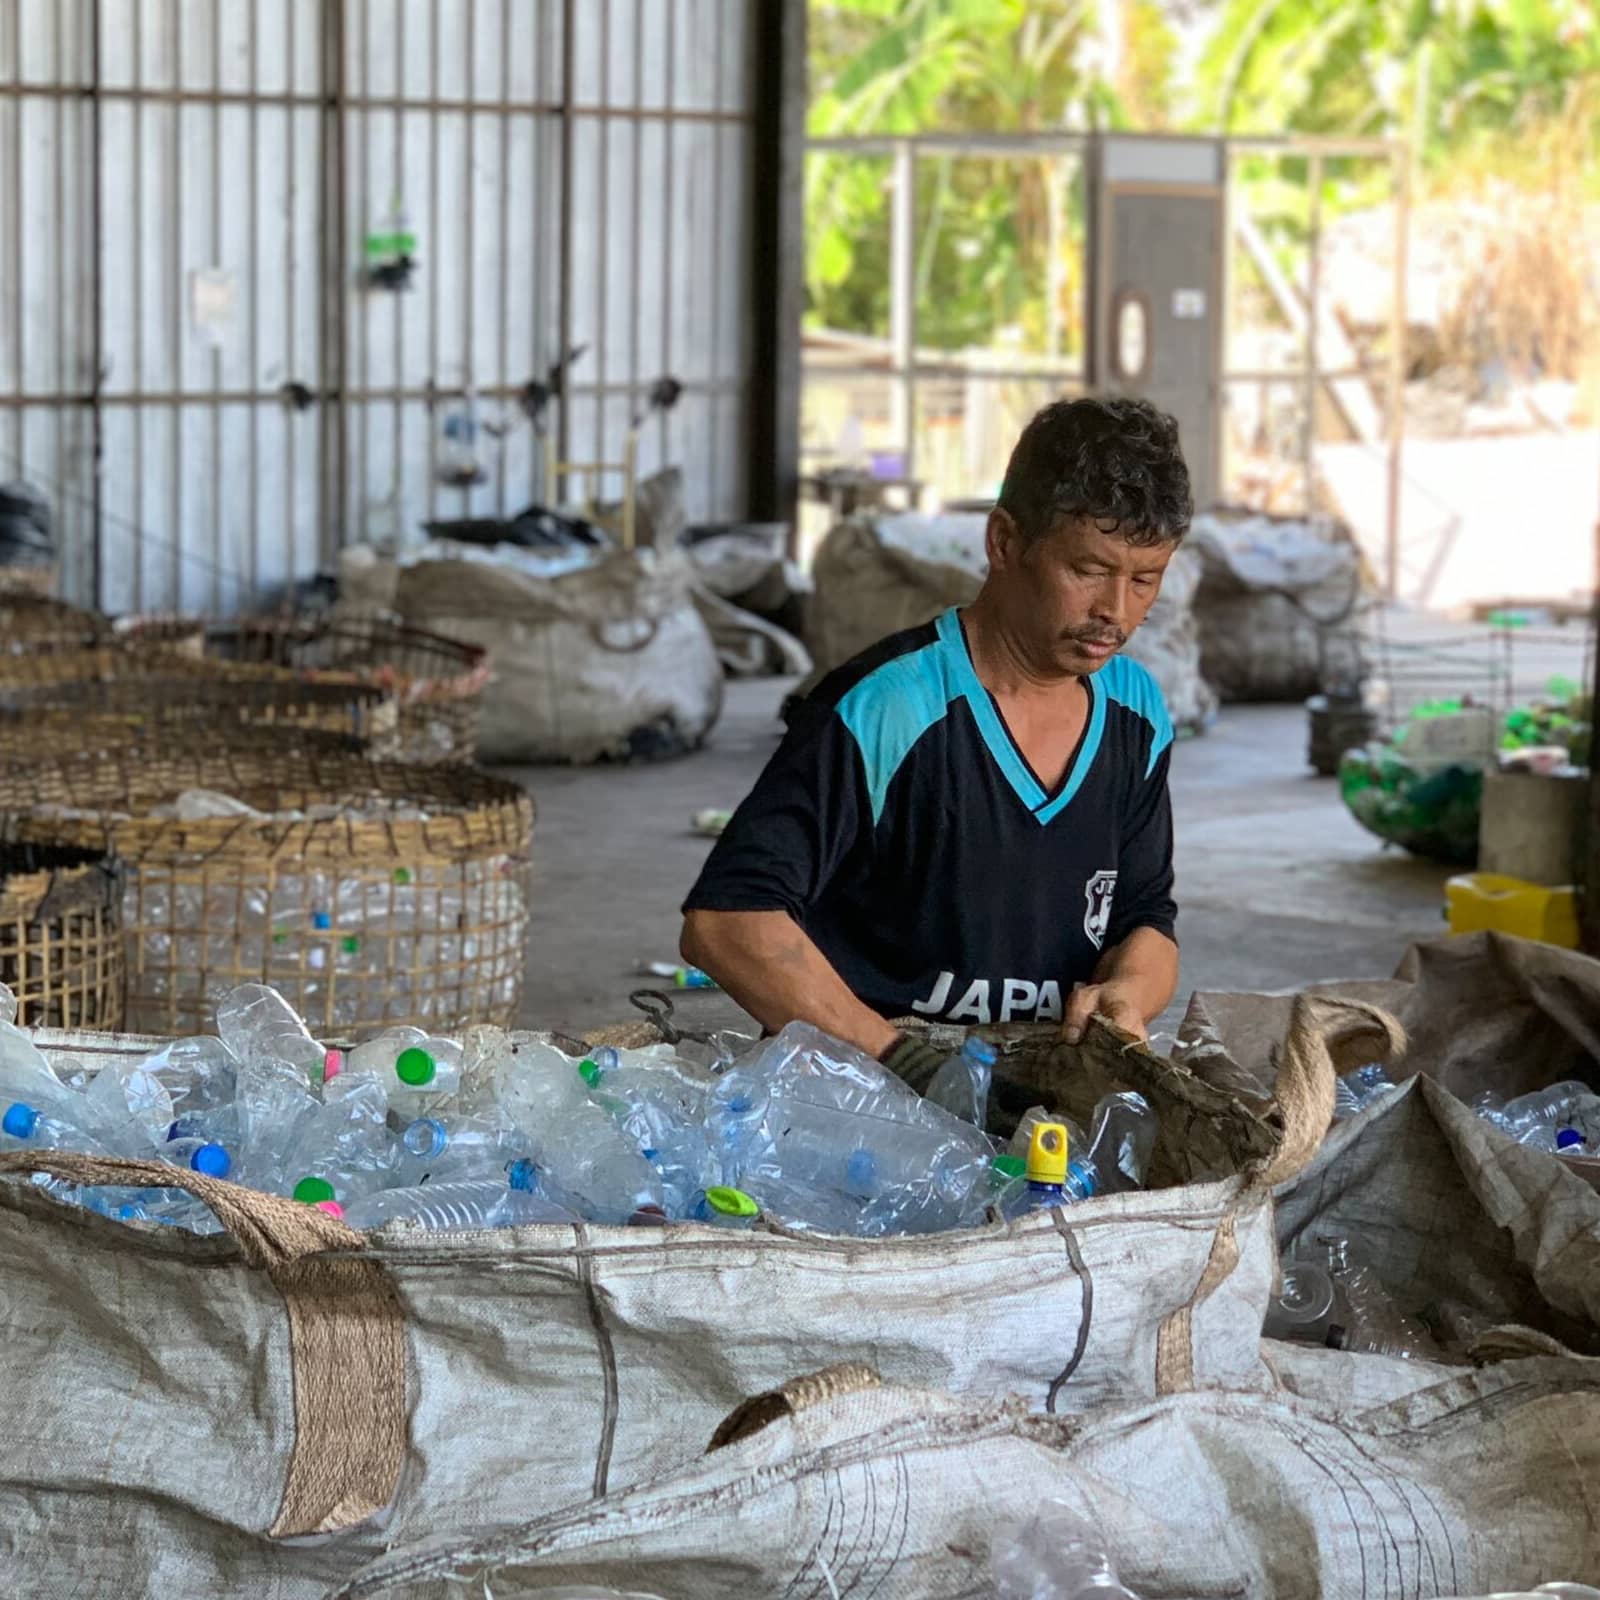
[683, 607, 1177, 1025]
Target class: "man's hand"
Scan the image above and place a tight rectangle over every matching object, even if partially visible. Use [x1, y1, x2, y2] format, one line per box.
[1063, 981, 1148, 1045]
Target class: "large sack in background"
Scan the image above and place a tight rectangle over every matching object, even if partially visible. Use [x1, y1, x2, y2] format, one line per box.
[378, 547, 724, 764]
[806, 513, 1216, 732]
[329, 1359, 1600, 1599]
[1189, 508, 1368, 701]
[0, 999, 1374, 1599]
[1177, 932, 1600, 1354]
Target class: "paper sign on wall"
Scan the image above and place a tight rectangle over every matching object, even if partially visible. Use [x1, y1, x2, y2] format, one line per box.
[1172, 288, 1207, 320]
[190, 269, 236, 344]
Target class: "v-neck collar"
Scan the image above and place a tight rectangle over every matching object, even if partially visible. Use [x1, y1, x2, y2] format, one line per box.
[938, 607, 1106, 825]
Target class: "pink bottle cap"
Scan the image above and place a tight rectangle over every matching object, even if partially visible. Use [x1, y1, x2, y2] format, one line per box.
[322, 1049, 343, 1084]
[315, 1200, 345, 1219]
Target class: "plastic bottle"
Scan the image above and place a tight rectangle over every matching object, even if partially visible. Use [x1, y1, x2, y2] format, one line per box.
[1, 1101, 113, 1155]
[923, 1035, 997, 1128]
[1316, 1236, 1432, 1359]
[216, 984, 326, 1084]
[1084, 1093, 1158, 1194]
[494, 1042, 664, 1222]
[991, 1498, 1140, 1600]
[959, 1153, 1027, 1227]
[347, 1028, 463, 1107]
[342, 1179, 577, 1232]
[0, 1019, 80, 1127]
[737, 1170, 865, 1235]
[1333, 1062, 1396, 1120]
[1007, 1121, 1098, 1216]
[159, 1136, 235, 1180]
[284, 1075, 396, 1203]
[77, 1059, 176, 1153]
[395, 1111, 525, 1188]
[1502, 1080, 1600, 1153]
[688, 1186, 760, 1228]
[139, 1035, 238, 1118]
[1262, 1260, 1340, 1346]
[579, 1049, 716, 1216]
[231, 1056, 322, 1194]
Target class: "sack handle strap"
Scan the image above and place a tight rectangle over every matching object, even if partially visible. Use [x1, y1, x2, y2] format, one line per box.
[0, 1151, 406, 1538]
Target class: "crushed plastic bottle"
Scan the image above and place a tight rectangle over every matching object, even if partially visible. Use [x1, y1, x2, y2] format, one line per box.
[1311, 1235, 1436, 1360]
[1333, 1062, 1397, 1120]
[1084, 1093, 1157, 1194]
[1497, 1079, 1600, 1155]
[216, 984, 326, 1083]
[343, 1179, 577, 1231]
[991, 1497, 1140, 1600]
[923, 1035, 997, 1128]
[395, 1110, 525, 1187]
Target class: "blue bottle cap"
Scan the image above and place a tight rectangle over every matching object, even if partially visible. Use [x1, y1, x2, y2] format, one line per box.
[507, 1158, 537, 1192]
[190, 1142, 232, 1178]
[2, 1102, 39, 1139]
[312, 910, 332, 931]
[846, 1147, 878, 1191]
[962, 1036, 998, 1066]
[1556, 1128, 1586, 1152]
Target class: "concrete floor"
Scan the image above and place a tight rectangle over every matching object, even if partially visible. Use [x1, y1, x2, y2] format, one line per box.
[506, 682, 1452, 1042]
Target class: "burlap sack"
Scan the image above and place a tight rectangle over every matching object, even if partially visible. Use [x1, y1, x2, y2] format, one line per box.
[1179, 932, 1600, 1352]
[388, 548, 724, 764]
[324, 1357, 1600, 1599]
[0, 1000, 1373, 1598]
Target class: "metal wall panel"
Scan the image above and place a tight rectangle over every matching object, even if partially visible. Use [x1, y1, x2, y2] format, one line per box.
[3, 0, 762, 614]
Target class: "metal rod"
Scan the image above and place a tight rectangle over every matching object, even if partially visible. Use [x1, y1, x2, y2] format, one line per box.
[284, 0, 296, 611]
[426, 0, 440, 524]
[628, 0, 643, 506]
[557, 0, 575, 501]
[169, 0, 182, 607]
[889, 138, 915, 481]
[461, 0, 477, 518]
[707, 0, 726, 517]
[211, 3, 224, 610]
[1385, 143, 1411, 600]
[1303, 149, 1322, 520]
[246, 0, 260, 603]
[321, 0, 348, 565]
[659, 0, 676, 471]
[89, 0, 104, 608]
[355, 0, 370, 549]
[392, 0, 406, 537]
[131, 0, 143, 610]
[495, 0, 513, 516]
[53, 0, 66, 595]
[595, 0, 610, 492]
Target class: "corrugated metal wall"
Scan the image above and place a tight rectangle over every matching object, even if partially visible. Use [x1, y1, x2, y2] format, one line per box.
[0, 0, 758, 613]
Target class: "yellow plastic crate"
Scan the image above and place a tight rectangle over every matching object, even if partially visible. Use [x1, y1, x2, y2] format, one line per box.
[1445, 872, 1579, 949]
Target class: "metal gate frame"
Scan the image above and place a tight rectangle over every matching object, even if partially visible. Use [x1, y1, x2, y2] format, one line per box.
[1, 0, 781, 613]
[802, 127, 1411, 594]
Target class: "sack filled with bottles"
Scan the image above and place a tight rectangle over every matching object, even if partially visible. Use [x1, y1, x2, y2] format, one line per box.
[1179, 930, 1600, 1375]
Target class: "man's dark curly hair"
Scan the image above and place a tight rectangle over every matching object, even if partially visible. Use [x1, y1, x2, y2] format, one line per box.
[997, 396, 1192, 547]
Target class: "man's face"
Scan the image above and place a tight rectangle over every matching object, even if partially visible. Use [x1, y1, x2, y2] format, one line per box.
[986, 510, 1177, 677]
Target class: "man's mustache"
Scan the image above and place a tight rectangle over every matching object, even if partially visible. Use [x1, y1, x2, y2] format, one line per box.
[1062, 627, 1127, 647]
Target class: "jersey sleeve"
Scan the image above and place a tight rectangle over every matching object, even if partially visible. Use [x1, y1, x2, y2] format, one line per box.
[1105, 744, 1177, 947]
[682, 701, 869, 923]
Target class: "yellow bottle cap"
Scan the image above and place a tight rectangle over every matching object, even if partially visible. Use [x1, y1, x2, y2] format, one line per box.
[1025, 1120, 1070, 1185]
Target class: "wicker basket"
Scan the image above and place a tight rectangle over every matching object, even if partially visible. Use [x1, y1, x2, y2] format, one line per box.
[0, 748, 532, 1035]
[0, 842, 123, 1031]
[0, 594, 111, 651]
[0, 649, 403, 748]
[120, 615, 489, 762]
[0, 565, 57, 599]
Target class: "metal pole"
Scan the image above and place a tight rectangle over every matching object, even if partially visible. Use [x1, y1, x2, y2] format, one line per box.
[1303, 149, 1322, 517]
[889, 137, 915, 483]
[1384, 142, 1410, 600]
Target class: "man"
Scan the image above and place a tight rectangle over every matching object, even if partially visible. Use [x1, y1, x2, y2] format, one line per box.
[680, 396, 1189, 1092]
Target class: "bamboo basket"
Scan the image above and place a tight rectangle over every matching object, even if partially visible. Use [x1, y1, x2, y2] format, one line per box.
[0, 594, 111, 651]
[0, 649, 400, 748]
[119, 615, 490, 762]
[0, 842, 123, 1031]
[0, 747, 532, 1036]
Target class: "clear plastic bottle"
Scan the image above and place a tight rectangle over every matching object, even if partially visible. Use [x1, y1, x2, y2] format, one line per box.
[342, 1179, 576, 1232]
[347, 1028, 463, 1108]
[991, 1498, 1140, 1600]
[231, 1056, 322, 1194]
[216, 984, 326, 1084]
[1333, 1062, 1396, 1120]
[579, 1049, 716, 1216]
[687, 1186, 760, 1228]
[0, 1019, 80, 1126]
[1262, 1260, 1340, 1346]
[1006, 1121, 1098, 1216]
[959, 1153, 1028, 1226]
[738, 1170, 865, 1235]
[495, 1042, 664, 1222]
[284, 1075, 396, 1203]
[1502, 1080, 1600, 1153]
[395, 1111, 526, 1187]
[78, 1059, 176, 1153]
[923, 1035, 997, 1128]
[1316, 1236, 1432, 1359]
[1084, 1092, 1158, 1194]
[159, 1136, 235, 1180]
[1, 1101, 112, 1155]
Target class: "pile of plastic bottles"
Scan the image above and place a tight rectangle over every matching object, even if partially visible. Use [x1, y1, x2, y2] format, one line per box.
[1265, 1235, 1436, 1360]
[1472, 1080, 1600, 1157]
[0, 983, 1160, 1237]
[991, 1498, 1140, 1600]
[1332, 1061, 1399, 1120]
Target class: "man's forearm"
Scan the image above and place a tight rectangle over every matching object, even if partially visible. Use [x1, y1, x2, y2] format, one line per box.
[680, 908, 900, 1058]
[1094, 926, 1179, 1023]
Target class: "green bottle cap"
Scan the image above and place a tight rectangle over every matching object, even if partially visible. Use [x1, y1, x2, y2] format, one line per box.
[293, 1176, 336, 1205]
[341, 935, 361, 954]
[704, 1186, 759, 1218]
[395, 1046, 436, 1087]
[393, 867, 412, 885]
[577, 1058, 601, 1088]
[991, 1154, 1026, 1184]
